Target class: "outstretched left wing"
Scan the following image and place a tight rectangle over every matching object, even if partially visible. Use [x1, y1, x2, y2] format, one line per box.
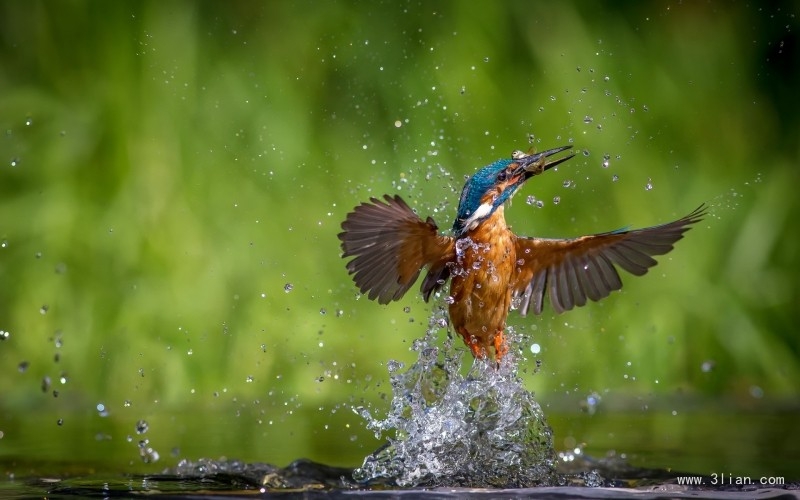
[512, 205, 705, 315]
[338, 194, 455, 304]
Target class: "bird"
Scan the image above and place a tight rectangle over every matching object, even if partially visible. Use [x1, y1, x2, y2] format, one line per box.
[338, 145, 705, 361]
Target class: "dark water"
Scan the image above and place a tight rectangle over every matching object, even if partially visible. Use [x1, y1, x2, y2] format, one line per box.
[4, 456, 798, 499]
[3, 404, 800, 498]
[3, 316, 798, 499]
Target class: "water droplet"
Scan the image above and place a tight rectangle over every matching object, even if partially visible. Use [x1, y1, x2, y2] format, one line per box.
[530, 343, 541, 354]
[124, 400, 132, 407]
[562, 180, 572, 188]
[283, 283, 293, 293]
[246, 375, 254, 383]
[701, 360, 715, 373]
[96, 403, 109, 417]
[138, 440, 160, 463]
[0, 330, 9, 340]
[41, 376, 51, 392]
[612, 174, 619, 182]
[40, 305, 49, 315]
[57, 418, 64, 426]
[583, 115, 593, 124]
[9, 158, 19, 167]
[135, 420, 149, 434]
[583, 392, 601, 415]
[645, 178, 653, 191]
[319, 308, 327, 315]
[386, 360, 404, 373]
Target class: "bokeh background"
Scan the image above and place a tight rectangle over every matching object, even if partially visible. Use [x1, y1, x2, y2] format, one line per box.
[1, 0, 798, 480]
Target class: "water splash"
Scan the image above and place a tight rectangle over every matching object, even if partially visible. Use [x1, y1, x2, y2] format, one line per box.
[353, 307, 557, 488]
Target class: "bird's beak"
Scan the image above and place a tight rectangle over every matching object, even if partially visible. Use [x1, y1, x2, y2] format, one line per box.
[513, 145, 575, 179]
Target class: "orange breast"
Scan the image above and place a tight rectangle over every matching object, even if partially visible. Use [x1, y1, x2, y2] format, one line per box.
[448, 208, 516, 356]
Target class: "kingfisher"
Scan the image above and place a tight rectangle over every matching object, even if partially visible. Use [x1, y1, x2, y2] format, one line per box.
[338, 145, 704, 360]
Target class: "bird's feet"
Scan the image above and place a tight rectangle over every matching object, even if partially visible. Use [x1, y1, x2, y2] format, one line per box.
[493, 331, 509, 360]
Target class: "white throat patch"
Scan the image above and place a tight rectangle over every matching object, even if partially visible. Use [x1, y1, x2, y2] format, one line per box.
[463, 202, 493, 231]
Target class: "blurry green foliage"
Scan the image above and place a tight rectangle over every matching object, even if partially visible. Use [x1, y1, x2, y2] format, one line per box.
[0, 0, 798, 473]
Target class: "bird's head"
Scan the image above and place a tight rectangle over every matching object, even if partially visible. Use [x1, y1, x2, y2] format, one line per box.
[453, 145, 575, 235]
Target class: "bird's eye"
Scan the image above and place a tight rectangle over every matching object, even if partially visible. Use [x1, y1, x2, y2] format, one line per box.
[497, 171, 507, 182]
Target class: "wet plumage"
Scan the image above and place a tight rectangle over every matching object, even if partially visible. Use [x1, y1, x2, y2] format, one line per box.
[338, 146, 704, 360]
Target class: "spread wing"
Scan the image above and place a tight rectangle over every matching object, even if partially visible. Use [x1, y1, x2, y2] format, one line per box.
[338, 194, 455, 304]
[513, 205, 705, 315]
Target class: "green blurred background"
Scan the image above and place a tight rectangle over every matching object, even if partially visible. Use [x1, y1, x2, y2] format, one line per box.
[1, 0, 798, 480]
